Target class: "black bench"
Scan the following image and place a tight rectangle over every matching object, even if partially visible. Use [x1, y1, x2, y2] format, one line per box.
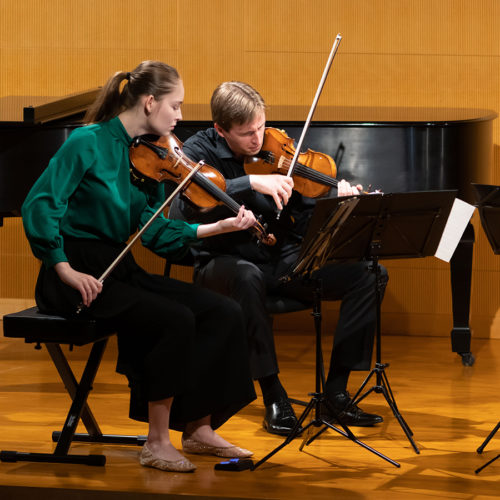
[0, 307, 146, 466]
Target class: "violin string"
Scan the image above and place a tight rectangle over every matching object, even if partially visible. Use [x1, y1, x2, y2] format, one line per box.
[278, 155, 338, 187]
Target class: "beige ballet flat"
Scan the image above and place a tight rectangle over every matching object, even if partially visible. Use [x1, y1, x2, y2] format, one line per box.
[139, 443, 196, 472]
[182, 437, 253, 458]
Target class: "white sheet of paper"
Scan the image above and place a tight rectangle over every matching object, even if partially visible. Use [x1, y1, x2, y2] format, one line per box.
[434, 198, 475, 262]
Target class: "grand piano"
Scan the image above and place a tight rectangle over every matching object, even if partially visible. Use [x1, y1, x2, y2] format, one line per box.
[0, 92, 496, 365]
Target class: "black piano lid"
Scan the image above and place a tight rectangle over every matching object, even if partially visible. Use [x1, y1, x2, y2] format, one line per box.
[0, 90, 100, 222]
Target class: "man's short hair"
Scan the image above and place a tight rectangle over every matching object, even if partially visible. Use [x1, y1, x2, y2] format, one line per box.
[211, 81, 266, 131]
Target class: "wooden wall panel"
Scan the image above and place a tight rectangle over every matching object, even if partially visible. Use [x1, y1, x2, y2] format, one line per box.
[1, 48, 180, 97]
[245, 0, 500, 56]
[178, 0, 247, 104]
[0, 1, 178, 50]
[0, 219, 38, 298]
[0, 0, 179, 96]
[1, 0, 500, 340]
[244, 53, 500, 108]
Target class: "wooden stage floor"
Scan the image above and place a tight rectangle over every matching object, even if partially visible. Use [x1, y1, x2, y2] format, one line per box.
[0, 327, 498, 499]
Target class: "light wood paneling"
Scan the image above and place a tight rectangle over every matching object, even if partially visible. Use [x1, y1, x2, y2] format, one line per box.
[0, 0, 179, 96]
[0, 0, 179, 50]
[178, 0, 247, 103]
[245, 0, 500, 56]
[0, 48, 180, 96]
[0, 219, 38, 298]
[244, 52, 500, 108]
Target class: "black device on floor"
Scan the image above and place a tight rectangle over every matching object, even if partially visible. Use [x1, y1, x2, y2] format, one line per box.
[214, 458, 254, 471]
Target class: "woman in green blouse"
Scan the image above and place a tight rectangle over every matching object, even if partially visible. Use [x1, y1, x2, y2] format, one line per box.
[21, 61, 257, 473]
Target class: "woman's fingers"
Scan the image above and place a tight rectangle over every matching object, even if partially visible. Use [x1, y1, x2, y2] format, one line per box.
[54, 262, 102, 307]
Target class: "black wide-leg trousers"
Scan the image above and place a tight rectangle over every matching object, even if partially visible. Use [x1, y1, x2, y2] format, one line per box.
[194, 255, 388, 381]
[35, 239, 256, 430]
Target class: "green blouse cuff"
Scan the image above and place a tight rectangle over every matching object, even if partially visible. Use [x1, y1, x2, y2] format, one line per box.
[42, 248, 68, 269]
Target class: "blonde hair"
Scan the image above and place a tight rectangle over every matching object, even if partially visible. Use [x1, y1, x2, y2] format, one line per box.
[210, 81, 266, 131]
[84, 60, 180, 124]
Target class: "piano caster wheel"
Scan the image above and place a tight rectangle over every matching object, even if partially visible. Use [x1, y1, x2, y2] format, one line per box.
[459, 352, 475, 366]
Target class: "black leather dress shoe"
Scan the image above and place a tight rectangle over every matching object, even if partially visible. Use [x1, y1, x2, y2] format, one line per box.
[263, 399, 300, 436]
[321, 391, 383, 427]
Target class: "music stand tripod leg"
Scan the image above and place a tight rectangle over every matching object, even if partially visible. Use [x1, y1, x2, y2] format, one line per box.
[252, 279, 400, 470]
[303, 414, 400, 467]
[353, 362, 415, 442]
[252, 283, 323, 471]
[351, 256, 420, 454]
[477, 421, 500, 454]
[474, 421, 500, 474]
[475, 454, 500, 474]
[251, 397, 317, 470]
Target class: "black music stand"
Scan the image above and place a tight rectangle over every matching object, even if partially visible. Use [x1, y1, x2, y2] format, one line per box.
[471, 183, 500, 473]
[252, 196, 400, 471]
[297, 190, 457, 456]
[475, 422, 500, 474]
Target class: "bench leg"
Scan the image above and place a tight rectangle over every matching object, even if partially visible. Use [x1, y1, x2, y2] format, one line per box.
[1, 339, 109, 466]
[1, 337, 148, 466]
[47, 343, 146, 447]
[46, 342, 103, 437]
[52, 339, 108, 457]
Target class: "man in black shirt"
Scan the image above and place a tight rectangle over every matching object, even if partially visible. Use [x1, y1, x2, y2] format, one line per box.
[173, 81, 387, 436]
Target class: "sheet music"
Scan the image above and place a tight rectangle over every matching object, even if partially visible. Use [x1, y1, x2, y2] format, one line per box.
[291, 197, 359, 277]
[434, 198, 475, 262]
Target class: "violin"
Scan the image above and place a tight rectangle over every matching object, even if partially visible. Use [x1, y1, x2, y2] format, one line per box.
[129, 134, 276, 246]
[244, 127, 338, 198]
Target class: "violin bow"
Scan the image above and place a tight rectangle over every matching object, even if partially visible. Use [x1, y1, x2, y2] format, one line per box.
[76, 162, 203, 313]
[278, 33, 342, 217]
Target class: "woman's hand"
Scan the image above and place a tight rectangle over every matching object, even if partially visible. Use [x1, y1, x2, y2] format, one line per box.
[338, 179, 363, 196]
[54, 262, 103, 307]
[249, 174, 294, 210]
[196, 206, 257, 238]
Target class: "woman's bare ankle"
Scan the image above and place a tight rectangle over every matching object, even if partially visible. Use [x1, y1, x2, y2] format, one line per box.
[183, 427, 233, 448]
[146, 439, 186, 461]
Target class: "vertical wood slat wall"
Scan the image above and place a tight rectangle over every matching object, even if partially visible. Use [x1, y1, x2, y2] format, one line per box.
[1, 0, 499, 338]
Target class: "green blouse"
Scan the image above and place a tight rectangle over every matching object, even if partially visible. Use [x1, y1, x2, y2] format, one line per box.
[22, 117, 200, 268]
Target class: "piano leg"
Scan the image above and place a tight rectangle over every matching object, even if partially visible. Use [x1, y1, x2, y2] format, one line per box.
[450, 223, 475, 366]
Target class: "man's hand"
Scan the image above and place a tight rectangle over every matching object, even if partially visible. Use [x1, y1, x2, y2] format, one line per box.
[338, 179, 363, 196]
[249, 174, 294, 210]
